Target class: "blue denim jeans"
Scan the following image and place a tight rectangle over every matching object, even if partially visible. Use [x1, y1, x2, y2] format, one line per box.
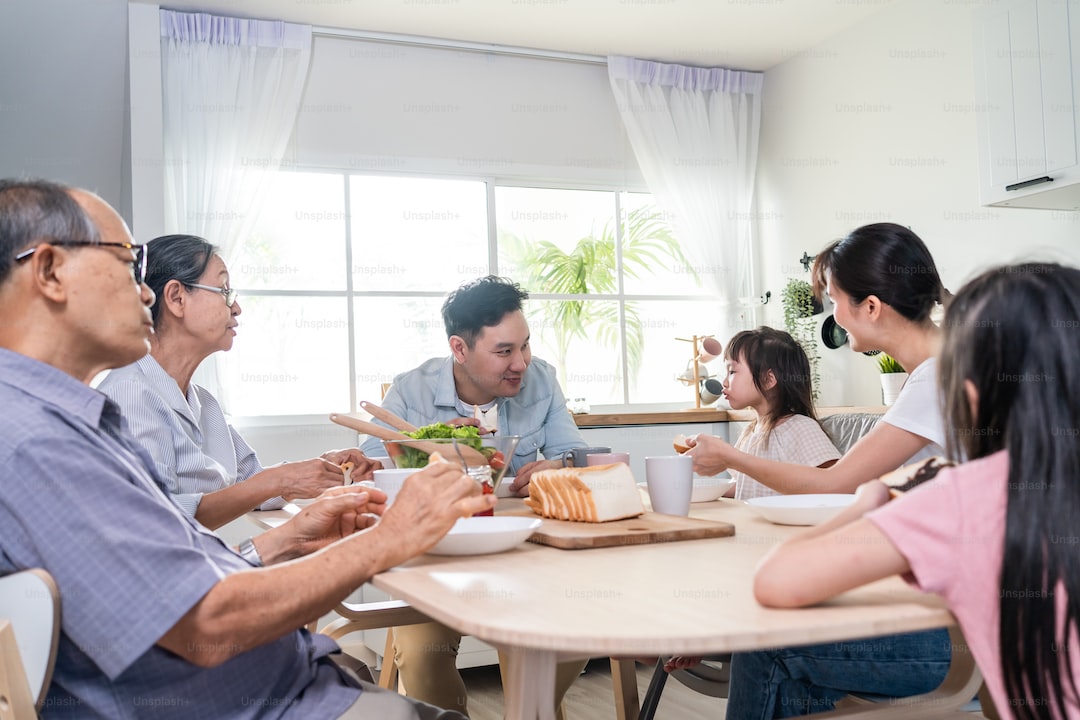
[724, 629, 952, 719]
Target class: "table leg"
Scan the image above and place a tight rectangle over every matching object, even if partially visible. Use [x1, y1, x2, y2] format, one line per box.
[609, 658, 640, 720]
[499, 646, 558, 720]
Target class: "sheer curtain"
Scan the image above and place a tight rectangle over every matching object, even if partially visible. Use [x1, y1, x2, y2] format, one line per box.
[159, 10, 311, 404]
[160, 9, 311, 264]
[608, 56, 763, 333]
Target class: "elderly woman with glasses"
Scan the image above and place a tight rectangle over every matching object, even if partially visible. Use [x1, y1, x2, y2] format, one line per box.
[98, 234, 381, 531]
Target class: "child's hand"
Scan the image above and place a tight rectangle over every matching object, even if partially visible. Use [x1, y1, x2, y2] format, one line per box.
[685, 434, 731, 476]
[664, 656, 702, 672]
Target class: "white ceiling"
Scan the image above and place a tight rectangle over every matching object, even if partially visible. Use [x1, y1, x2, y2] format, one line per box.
[145, 0, 897, 71]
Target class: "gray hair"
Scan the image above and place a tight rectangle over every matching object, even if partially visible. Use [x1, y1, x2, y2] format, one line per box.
[0, 178, 99, 285]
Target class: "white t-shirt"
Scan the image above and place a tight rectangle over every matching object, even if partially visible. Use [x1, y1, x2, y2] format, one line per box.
[881, 357, 946, 464]
[732, 414, 840, 500]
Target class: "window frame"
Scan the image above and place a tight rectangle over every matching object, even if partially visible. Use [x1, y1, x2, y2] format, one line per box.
[227, 166, 716, 421]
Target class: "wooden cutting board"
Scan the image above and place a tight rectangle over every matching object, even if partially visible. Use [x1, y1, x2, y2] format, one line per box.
[499, 502, 735, 550]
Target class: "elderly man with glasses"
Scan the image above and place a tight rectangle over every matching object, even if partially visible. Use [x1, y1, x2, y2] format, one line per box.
[0, 178, 488, 719]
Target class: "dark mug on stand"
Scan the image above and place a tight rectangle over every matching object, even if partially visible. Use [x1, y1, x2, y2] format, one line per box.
[562, 446, 612, 467]
[700, 378, 724, 405]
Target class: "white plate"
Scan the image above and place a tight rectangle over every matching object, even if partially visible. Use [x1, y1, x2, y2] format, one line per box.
[495, 476, 517, 498]
[745, 494, 857, 526]
[691, 478, 736, 503]
[428, 516, 542, 556]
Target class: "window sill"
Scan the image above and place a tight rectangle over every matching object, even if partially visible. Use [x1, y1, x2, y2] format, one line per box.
[572, 406, 887, 427]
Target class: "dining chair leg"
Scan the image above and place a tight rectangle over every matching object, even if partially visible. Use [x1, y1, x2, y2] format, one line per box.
[609, 658, 640, 720]
[379, 628, 399, 691]
[638, 659, 669, 720]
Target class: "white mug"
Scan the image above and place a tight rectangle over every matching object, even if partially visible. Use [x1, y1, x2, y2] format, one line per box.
[372, 468, 415, 505]
[644, 455, 693, 516]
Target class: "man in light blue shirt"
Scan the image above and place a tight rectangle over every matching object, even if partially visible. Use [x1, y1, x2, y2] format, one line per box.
[362, 276, 586, 495]
[0, 179, 485, 719]
[361, 276, 587, 718]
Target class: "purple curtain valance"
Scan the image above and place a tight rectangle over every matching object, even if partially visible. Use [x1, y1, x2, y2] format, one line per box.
[160, 9, 309, 49]
[608, 56, 763, 95]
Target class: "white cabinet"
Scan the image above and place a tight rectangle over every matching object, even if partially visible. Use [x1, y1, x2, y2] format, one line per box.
[973, 0, 1080, 209]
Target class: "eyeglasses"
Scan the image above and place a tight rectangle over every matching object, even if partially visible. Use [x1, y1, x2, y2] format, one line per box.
[15, 241, 148, 284]
[187, 283, 238, 308]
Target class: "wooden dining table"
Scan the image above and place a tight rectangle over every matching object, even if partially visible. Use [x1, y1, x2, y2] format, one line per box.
[368, 497, 982, 720]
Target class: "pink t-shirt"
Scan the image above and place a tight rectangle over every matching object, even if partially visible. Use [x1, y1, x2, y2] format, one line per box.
[868, 450, 1080, 719]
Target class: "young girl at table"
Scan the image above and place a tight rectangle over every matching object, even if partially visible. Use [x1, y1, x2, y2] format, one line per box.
[749, 261, 1080, 719]
[719, 326, 839, 500]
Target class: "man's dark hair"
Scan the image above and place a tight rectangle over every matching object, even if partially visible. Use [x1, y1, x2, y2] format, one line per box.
[0, 178, 98, 285]
[441, 275, 529, 347]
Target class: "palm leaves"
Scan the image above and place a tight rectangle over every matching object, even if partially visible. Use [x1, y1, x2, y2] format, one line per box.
[501, 205, 694, 396]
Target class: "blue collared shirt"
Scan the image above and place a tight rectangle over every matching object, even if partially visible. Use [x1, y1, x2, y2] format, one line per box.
[0, 349, 358, 719]
[97, 354, 283, 516]
[360, 356, 586, 472]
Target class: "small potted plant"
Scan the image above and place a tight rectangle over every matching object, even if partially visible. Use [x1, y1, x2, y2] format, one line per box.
[877, 353, 907, 405]
[781, 279, 823, 399]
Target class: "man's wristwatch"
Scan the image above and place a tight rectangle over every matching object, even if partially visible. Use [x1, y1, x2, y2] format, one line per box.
[238, 537, 264, 567]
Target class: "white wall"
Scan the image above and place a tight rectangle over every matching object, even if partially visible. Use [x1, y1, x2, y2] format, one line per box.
[755, 0, 1080, 407]
[0, 0, 128, 214]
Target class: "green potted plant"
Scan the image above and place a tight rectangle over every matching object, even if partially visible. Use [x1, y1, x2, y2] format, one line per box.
[877, 353, 907, 405]
[781, 278, 823, 399]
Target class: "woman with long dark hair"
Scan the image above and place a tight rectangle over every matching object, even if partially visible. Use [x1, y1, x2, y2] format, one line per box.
[690, 222, 948, 492]
[753, 261, 1080, 718]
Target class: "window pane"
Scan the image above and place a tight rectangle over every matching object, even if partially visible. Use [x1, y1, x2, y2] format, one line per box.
[524, 299, 624, 405]
[620, 192, 703, 296]
[350, 176, 489, 292]
[625, 300, 729, 404]
[353, 296, 448, 410]
[232, 171, 347, 291]
[496, 187, 616, 290]
[219, 296, 349, 415]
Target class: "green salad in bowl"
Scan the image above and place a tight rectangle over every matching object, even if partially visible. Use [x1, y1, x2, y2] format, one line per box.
[382, 424, 520, 506]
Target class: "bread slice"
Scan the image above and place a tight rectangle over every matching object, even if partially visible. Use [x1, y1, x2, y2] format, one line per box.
[672, 434, 691, 454]
[877, 456, 955, 498]
[525, 463, 645, 522]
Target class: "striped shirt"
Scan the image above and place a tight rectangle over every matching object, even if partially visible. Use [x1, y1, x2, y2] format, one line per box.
[97, 354, 283, 516]
[732, 414, 840, 501]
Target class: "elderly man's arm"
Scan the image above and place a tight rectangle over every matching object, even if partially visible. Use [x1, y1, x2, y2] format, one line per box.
[157, 463, 493, 667]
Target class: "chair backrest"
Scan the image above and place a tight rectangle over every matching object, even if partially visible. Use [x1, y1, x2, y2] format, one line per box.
[0, 569, 60, 712]
[820, 412, 883, 455]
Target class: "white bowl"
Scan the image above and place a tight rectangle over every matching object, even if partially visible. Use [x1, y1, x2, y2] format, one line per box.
[428, 516, 542, 556]
[745, 494, 856, 526]
[691, 477, 735, 503]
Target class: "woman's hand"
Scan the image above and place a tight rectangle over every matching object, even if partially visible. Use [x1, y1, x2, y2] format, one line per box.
[266, 458, 350, 501]
[320, 448, 380, 482]
[685, 434, 732, 476]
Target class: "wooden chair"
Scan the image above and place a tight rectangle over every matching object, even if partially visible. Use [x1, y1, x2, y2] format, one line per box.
[0, 569, 60, 719]
[319, 599, 431, 691]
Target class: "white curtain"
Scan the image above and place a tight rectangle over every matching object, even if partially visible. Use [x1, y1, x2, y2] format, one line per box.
[159, 10, 311, 406]
[608, 56, 763, 333]
[160, 9, 311, 265]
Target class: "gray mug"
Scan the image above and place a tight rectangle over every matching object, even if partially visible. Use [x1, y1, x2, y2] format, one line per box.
[562, 446, 612, 467]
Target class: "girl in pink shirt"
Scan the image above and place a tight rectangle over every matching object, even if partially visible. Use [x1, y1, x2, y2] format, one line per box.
[755, 262, 1080, 719]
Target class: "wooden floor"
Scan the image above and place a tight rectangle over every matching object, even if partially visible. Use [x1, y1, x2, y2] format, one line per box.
[457, 657, 726, 720]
